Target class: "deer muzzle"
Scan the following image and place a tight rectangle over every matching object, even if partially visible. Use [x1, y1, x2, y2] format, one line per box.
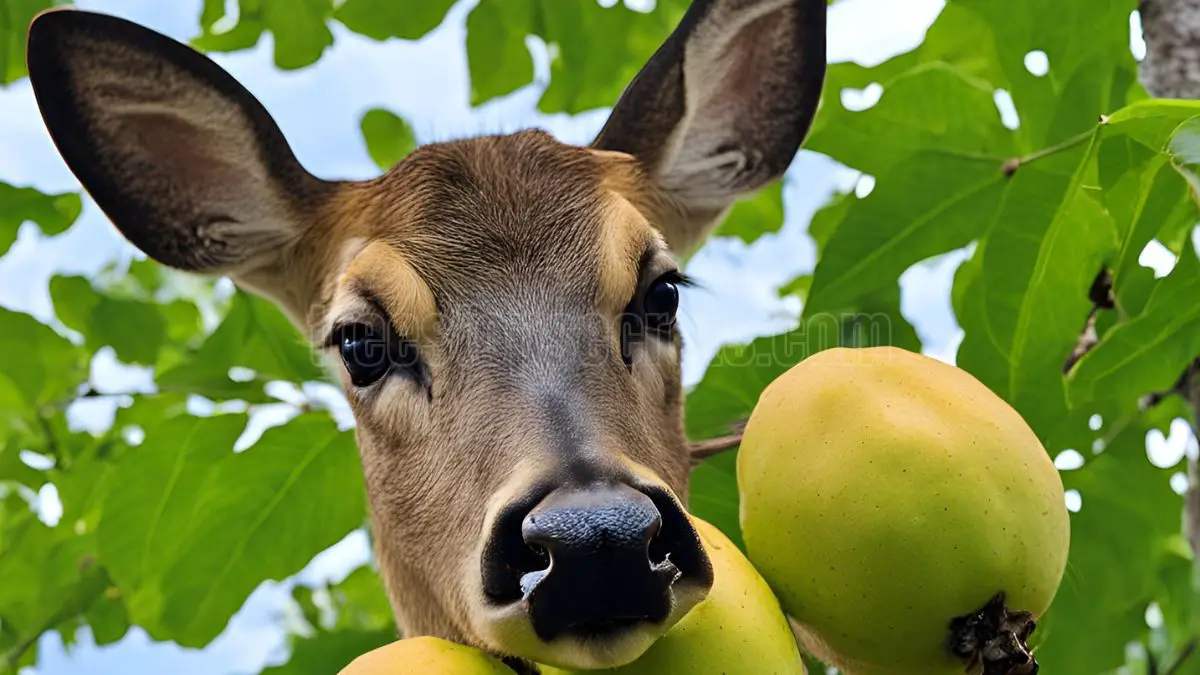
[479, 481, 713, 668]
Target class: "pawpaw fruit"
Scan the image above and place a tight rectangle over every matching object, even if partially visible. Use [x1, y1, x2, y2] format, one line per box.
[540, 517, 805, 675]
[737, 346, 1070, 675]
[338, 635, 516, 674]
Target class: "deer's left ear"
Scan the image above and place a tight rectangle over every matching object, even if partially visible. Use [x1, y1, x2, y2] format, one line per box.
[593, 0, 827, 254]
[26, 8, 334, 277]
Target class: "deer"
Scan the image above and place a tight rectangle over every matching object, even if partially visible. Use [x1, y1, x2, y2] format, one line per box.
[25, 0, 826, 671]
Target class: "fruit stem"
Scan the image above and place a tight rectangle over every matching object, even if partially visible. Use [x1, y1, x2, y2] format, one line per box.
[947, 592, 1039, 675]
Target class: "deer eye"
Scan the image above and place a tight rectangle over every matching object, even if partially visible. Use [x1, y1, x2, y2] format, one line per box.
[619, 272, 687, 367]
[643, 277, 679, 332]
[338, 323, 393, 386]
[328, 316, 431, 396]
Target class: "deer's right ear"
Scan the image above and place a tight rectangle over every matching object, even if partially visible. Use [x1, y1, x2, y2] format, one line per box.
[593, 0, 827, 256]
[26, 9, 332, 275]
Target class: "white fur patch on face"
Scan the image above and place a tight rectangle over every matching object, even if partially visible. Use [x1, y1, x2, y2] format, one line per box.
[631, 330, 678, 402]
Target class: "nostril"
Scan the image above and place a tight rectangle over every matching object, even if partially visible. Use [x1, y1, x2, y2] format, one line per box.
[648, 529, 669, 566]
[642, 485, 709, 584]
[482, 487, 554, 605]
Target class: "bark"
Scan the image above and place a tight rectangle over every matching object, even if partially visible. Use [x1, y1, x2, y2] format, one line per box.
[1182, 362, 1200, 562]
[1140, 0, 1200, 99]
[1138, 0, 1200, 561]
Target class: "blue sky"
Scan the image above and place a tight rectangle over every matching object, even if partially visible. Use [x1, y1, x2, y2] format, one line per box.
[2, 0, 1194, 673]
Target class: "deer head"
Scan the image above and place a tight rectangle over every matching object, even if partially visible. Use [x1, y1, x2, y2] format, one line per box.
[25, 1, 825, 669]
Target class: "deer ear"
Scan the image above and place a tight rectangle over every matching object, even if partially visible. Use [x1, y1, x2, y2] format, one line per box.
[26, 9, 332, 275]
[593, 0, 827, 254]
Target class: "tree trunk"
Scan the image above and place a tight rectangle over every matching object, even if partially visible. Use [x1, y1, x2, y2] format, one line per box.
[1137, 0, 1200, 562]
[1140, 0, 1200, 99]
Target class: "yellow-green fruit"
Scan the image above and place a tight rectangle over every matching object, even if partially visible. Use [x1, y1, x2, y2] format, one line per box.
[339, 636, 516, 675]
[737, 346, 1070, 675]
[541, 517, 805, 675]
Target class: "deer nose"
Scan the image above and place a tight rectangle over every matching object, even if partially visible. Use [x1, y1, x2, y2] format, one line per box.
[521, 485, 661, 562]
[481, 483, 709, 642]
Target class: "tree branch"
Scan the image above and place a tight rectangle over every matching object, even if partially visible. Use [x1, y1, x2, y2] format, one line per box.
[1165, 637, 1199, 675]
[1063, 269, 1113, 373]
[689, 420, 748, 465]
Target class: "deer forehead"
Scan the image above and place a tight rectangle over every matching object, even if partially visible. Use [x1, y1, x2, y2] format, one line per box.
[315, 134, 667, 340]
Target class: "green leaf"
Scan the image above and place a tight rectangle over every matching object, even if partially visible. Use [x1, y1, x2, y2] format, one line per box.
[1156, 540, 1200, 670]
[1107, 158, 1193, 313]
[292, 584, 322, 631]
[1037, 420, 1183, 674]
[688, 306, 918, 443]
[334, 0, 455, 41]
[714, 182, 785, 244]
[156, 291, 327, 401]
[685, 331, 810, 443]
[900, 0, 1138, 150]
[83, 588, 130, 647]
[111, 394, 192, 438]
[0, 435, 45, 489]
[51, 441, 116, 529]
[1026, 3, 1141, 140]
[82, 260, 209, 368]
[0, 0, 56, 85]
[192, 10, 265, 54]
[156, 413, 364, 646]
[806, 62, 1016, 177]
[0, 500, 107, 669]
[263, 0, 334, 70]
[953, 102, 1200, 436]
[260, 628, 395, 675]
[804, 153, 1006, 316]
[465, 0, 534, 105]
[0, 183, 81, 257]
[776, 187, 852, 303]
[688, 451, 743, 551]
[198, 0, 224, 30]
[0, 308, 87, 429]
[802, 62, 1023, 316]
[464, 0, 683, 112]
[1105, 100, 1200, 150]
[777, 274, 811, 302]
[325, 565, 393, 632]
[535, 0, 682, 114]
[98, 414, 248, 630]
[50, 276, 168, 366]
[807, 189, 854, 253]
[957, 137, 1118, 437]
[1067, 239, 1200, 406]
[359, 109, 417, 172]
[1098, 113, 1200, 317]
[193, 0, 333, 71]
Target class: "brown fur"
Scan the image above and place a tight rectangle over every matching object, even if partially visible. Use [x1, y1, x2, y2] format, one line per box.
[314, 133, 695, 644]
[26, 0, 826, 663]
